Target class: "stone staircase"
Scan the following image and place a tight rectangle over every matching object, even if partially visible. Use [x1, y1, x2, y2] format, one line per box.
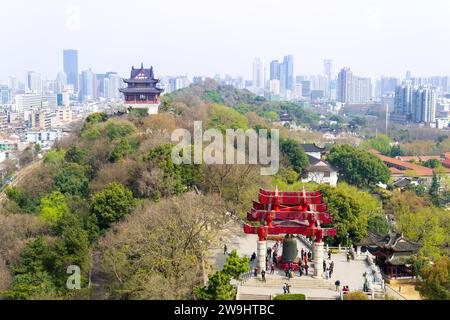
[239, 293, 272, 300]
[242, 275, 336, 291]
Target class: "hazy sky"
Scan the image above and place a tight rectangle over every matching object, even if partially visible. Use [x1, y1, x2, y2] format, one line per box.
[2, 0, 450, 81]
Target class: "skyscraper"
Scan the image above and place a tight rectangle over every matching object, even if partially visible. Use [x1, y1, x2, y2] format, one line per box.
[412, 87, 436, 124]
[63, 49, 79, 92]
[282, 55, 294, 92]
[270, 60, 280, 80]
[252, 58, 264, 94]
[323, 59, 333, 80]
[394, 82, 413, 115]
[80, 68, 95, 101]
[25, 71, 42, 93]
[337, 67, 352, 103]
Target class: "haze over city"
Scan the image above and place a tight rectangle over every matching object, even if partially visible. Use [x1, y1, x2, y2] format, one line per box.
[2, 0, 450, 79]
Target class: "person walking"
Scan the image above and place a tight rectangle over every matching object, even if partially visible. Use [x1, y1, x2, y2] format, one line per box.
[261, 270, 266, 282]
[223, 244, 228, 255]
[335, 280, 341, 292]
[307, 251, 312, 262]
[328, 250, 331, 260]
[253, 268, 258, 277]
[283, 283, 287, 294]
[323, 260, 327, 271]
[305, 263, 309, 276]
[271, 263, 275, 274]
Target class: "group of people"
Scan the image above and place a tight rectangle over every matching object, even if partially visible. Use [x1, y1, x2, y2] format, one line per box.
[300, 248, 312, 263]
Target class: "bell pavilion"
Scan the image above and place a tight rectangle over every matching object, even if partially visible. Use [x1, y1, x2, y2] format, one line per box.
[120, 63, 164, 115]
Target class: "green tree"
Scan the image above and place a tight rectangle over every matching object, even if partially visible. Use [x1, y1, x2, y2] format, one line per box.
[222, 250, 250, 280]
[64, 146, 88, 164]
[362, 134, 392, 156]
[54, 163, 89, 197]
[109, 138, 132, 162]
[416, 256, 450, 300]
[321, 183, 382, 243]
[327, 144, 391, 187]
[429, 172, 441, 207]
[39, 191, 70, 224]
[424, 159, 442, 169]
[105, 120, 137, 140]
[280, 138, 310, 174]
[208, 104, 248, 131]
[91, 183, 136, 229]
[194, 271, 236, 300]
[367, 214, 390, 237]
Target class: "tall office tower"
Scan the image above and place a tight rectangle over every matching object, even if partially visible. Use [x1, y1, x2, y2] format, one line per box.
[269, 79, 280, 96]
[324, 59, 333, 80]
[63, 49, 79, 92]
[80, 68, 96, 101]
[337, 67, 353, 103]
[270, 60, 280, 80]
[352, 77, 372, 103]
[412, 87, 436, 124]
[394, 82, 413, 115]
[252, 58, 265, 94]
[55, 72, 67, 94]
[25, 71, 42, 93]
[282, 55, 294, 91]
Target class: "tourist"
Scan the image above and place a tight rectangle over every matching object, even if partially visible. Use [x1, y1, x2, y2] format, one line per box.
[271, 263, 275, 274]
[346, 253, 350, 262]
[329, 268, 333, 279]
[223, 244, 228, 255]
[335, 280, 341, 291]
[299, 265, 303, 277]
[254, 268, 258, 277]
[251, 252, 256, 262]
[307, 251, 312, 261]
[272, 255, 277, 265]
[323, 260, 327, 271]
[284, 283, 291, 294]
[285, 268, 289, 278]
[301, 248, 305, 260]
[266, 247, 271, 259]
[305, 263, 309, 276]
[328, 250, 331, 260]
[261, 270, 266, 282]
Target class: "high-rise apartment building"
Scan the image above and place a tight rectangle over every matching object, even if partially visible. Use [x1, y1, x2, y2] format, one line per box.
[352, 77, 372, 103]
[337, 67, 352, 103]
[282, 55, 294, 92]
[394, 82, 413, 115]
[270, 60, 280, 80]
[63, 49, 79, 92]
[412, 87, 436, 124]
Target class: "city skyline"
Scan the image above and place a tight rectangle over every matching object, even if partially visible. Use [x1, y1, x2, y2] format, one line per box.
[1, 0, 450, 80]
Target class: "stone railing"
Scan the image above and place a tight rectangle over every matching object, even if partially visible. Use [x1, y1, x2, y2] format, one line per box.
[296, 235, 313, 250]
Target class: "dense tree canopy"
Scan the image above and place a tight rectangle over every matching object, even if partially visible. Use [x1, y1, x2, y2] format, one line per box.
[327, 144, 391, 187]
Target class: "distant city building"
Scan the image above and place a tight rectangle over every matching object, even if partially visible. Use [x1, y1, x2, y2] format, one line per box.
[0, 84, 10, 105]
[337, 67, 352, 103]
[80, 69, 96, 101]
[63, 49, 79, 92]
[25, 71, 42, 93]
[252, 58, 265, 95]
[269, 79, 280, 96]
[270, 60, 280, 80]
[412, 87, 436, 124]
[393, 83, 436, 124]
[352, 77, 372, 104]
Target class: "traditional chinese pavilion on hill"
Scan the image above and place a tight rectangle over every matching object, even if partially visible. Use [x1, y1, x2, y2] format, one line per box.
[120, 63, 164, 115]
[244, 188, 337, 276]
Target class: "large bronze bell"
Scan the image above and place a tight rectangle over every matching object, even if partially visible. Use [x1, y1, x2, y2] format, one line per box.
[281, 235, 298, 263]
